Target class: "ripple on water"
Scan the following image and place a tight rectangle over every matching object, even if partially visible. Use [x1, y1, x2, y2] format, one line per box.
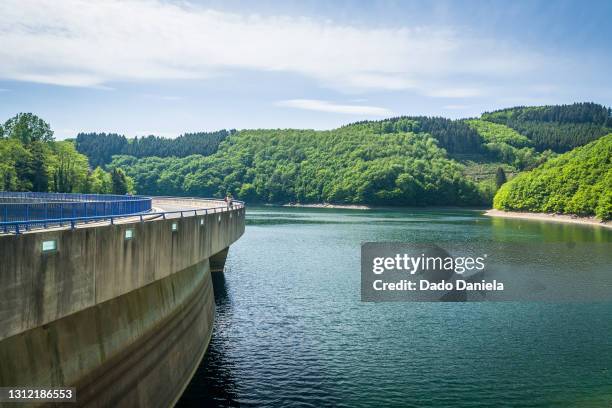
[178, 208, 612, 408]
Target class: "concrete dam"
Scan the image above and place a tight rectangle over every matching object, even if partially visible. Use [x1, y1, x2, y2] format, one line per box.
[0, 193, 245, 406]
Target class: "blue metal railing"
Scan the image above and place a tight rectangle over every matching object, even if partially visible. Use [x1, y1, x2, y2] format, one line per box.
[0, 192, 153, 234]
[0, 192, 150, 203]
[0, 194, 244, 234]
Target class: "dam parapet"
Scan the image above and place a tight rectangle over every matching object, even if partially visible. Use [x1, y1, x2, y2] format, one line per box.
[0, 193, 245, 407]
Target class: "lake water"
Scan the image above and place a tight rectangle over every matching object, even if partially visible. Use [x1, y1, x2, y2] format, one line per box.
[178, 207, 612, 407]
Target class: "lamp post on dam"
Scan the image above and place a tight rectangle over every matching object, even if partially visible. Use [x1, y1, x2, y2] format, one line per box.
[0, 192, 245, 407]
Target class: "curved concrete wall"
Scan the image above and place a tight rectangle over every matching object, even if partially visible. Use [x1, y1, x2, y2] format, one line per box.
[0, 201, 245, 407]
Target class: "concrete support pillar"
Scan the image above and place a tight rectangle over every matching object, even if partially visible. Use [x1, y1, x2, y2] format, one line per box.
[209, 247, 229, 273]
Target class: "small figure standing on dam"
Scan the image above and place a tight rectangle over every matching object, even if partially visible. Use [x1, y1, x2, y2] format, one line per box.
[224, 193, 234, 209]
[0, 192, 245, 407]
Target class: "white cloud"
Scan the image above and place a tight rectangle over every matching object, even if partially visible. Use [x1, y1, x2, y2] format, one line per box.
[443, 104, 472, 110]
[425, 87, 485, 98]
[142, 94, 183, 101]
[0, 0, 547, 94]
[277, 99, 393, 116]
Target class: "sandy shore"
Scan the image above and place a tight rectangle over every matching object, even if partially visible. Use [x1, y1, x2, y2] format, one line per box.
[282, 203, 371, 210]
[485, 209, 612, 229]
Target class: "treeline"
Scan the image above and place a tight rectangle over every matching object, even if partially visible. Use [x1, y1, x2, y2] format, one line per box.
[5, 103, 610, 213]
[494, 134, 612, 220]
[482, 102, 612, 152]
[344, 116, 485, 155]
[76, 130, 233, 167]
[111, 128, 488, 206]
[0, 113, 134, 194]
[465, 119, 553, 171]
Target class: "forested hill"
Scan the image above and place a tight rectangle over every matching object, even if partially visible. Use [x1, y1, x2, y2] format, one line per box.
[110, 129, 485, 205]
[494, 134, 612, 220]
[93, 102, 610, 206]
[481, 102, 612, 152]
[348, 102, 612, 155]
[76, 129, 234, 167]
[342, 117, 485, 155]
[5, 102, 608, 209]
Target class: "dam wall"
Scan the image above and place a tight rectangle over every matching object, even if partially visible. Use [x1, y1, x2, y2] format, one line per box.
[0, 197, 245, 407]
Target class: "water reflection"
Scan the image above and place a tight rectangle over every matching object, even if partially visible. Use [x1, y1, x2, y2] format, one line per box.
[176, 271, 240, 407]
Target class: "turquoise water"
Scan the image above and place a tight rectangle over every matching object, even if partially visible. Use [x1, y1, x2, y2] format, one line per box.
[179, 207, 612, 407]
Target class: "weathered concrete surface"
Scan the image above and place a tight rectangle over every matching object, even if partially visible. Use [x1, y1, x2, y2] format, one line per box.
[0, 198, 245, 407]
[210, 247, 229, 272]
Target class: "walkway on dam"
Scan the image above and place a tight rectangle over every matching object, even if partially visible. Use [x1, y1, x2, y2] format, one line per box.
[0, 194, 243, 235]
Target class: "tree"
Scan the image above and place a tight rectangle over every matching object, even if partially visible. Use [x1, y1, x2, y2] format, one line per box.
[237, 183, 258, 202]
[29, 141, 50, 192]
[0, 139, 27, 190]
[2, 113, 54, 144]
[0, 113, 121, 195]
[50, 141, 89, 193]
[88, 167, 113, 194]
[494, 134, 612, 220]
[495, 167, 507, 189]
[111, 168, 129, 195]
[75, 130, 232, 167]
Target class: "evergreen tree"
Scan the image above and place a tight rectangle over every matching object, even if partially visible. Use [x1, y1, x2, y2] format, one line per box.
[76, 130, 233, 166]
[495, 167, 507, 188]
[482, 103, 612, 152]
[111, 168, 129, 195]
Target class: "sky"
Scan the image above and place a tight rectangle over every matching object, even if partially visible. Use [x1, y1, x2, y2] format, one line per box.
[0, 0, 611, 139]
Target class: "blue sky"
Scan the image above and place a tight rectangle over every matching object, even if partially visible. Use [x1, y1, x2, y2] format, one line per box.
[0, 0, 611, 139]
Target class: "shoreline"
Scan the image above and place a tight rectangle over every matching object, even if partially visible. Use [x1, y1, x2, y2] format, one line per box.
[281, 203, 371, 210]
[272, 203, 490, 211]
[485, 209, 612, 229]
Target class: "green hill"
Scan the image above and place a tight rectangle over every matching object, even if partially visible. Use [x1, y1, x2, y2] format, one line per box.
[102, 103, 610, 207]
[481, 102, 612, 153]
[5, 103, 609, 210]
[493, 134, 612, 220]
[112, 128, 485, 206]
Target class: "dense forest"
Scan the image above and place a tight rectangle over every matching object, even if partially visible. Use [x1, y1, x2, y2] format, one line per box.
[3, 103, 610, 215]
[343, 116, 485, 155]
[76, 130, 233, 167]
[482, 102, 612, 152]
[98, 102, 609, 207]
[111, 128, 485, 205]
[0, 113, 133, 194]
[494, 134, 612, 220]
